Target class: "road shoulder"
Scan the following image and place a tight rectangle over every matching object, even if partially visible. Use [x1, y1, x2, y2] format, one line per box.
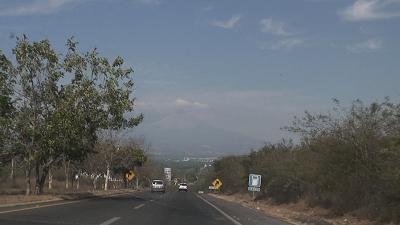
[199, 193, 293, 225]
[0, 189, 137, 212]
[207, 193, 378, 225]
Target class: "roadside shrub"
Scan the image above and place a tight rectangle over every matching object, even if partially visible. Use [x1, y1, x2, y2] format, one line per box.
[267, 176, 303, 203]
[201, 99, 400, 223]
[214, 156, 247, 193]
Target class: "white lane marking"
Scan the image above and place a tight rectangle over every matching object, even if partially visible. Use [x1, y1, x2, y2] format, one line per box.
[195, 194, 243, 225]
[0, 192, 135, 215]
[99, 217, 120, 225]
[0, 199, 61, 208]
[0, 200, 84, 214]
[134, 203, 145, 209]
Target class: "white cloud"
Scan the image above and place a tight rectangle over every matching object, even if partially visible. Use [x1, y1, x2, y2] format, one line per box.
[0, 0, 82, 16]
[258, 18, 305, 51]
[346, 38, 383, 52]
[211, 14, 241, 29]
[259, 18, 289, 36]
[175, 98, 209, 109]
[340, 0, 400, 22]
[260, 38, 305, 50]
[135, 90, 326, 141]
[136, 97, 209, 113]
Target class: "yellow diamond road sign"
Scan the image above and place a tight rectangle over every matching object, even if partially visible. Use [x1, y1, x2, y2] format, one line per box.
[212, 178, 222, 190]
[125, 170, 135, 181]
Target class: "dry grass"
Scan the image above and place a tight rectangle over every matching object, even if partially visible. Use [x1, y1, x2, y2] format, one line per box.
[0, 195, 60, 205]
[209, 193, 384, 225]
[0, 177, 134, 206]
[0, 189, 135, 206]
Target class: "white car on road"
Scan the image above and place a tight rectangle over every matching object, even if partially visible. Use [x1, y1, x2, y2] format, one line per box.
[151, 180, 166, 193]
[178, 183, 188, 192]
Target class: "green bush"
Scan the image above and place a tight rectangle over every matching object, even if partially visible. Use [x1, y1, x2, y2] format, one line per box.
[214, 156, 247, 193]
[266, 176, 303, 203]
[200, 99, 400, 223]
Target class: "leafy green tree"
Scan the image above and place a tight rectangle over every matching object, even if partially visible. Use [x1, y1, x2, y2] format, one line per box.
[1, 36, 142, 194]
[201, 99, 400, 222]
[0, 50, 15, 164]
[131, 143, 147, 189]
[287, 99, 400, 216]
[140, 158, 163, 187]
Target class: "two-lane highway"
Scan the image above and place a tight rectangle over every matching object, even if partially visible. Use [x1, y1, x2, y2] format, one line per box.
[0, 191, 292, 225]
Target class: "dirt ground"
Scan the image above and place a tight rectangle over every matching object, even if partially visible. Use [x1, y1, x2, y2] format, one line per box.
[208, 193, 391, 225]
[0, 194, 60, 205]
[0, 189, 136, 206]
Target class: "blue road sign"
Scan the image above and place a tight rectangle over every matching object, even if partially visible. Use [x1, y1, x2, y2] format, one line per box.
[248, 174, 262, 188]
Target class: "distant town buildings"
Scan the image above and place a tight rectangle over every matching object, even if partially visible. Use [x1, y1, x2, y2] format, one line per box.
[181, 157, 216, 163]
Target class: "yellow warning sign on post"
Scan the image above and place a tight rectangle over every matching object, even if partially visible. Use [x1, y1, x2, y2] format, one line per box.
[125, 170, 135, 181]
[212, 178, 222, 190]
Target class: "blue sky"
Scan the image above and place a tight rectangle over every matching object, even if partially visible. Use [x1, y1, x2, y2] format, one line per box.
[1, 0, 400, 154]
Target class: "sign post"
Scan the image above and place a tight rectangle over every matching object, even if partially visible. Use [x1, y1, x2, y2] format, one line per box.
[248, 174, 261, 201]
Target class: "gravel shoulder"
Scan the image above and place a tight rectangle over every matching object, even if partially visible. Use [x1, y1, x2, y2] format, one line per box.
[208, 193, 383, 225]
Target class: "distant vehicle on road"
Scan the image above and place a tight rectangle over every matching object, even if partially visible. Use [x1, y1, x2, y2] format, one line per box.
[151, 180, 166, 193]
[178, 183, 188, 192]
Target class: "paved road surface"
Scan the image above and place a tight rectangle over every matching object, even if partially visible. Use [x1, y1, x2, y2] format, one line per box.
[0, 191, 291, 225]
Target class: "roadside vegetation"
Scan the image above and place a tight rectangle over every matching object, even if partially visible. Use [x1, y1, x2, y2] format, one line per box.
[160, 159, 207, 184]
[0, 36, 156, 196]
[198, 99, 400, 223]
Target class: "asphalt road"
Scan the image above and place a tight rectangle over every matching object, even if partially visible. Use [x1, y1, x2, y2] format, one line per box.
[0, 191, 291, 225]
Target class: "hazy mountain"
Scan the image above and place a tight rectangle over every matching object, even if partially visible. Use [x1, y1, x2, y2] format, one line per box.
[133, 112, 264, 158]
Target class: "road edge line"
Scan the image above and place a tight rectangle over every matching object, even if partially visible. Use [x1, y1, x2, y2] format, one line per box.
[195, 194, 243, 225]
[0, 198, 61, 208]
[0, 191, 135, 214]
[0, 200, 84, 214]
[0, 190, 135, 208]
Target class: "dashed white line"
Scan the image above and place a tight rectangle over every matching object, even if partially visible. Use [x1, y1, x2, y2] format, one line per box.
[195, 194, 243, 225]
[134, 203, 145, 209]
[99, 217, 120, 225]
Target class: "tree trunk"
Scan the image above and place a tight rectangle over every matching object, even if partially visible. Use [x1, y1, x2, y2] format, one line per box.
[37, 166, 49, 194]
[35, 164, 49, 195]
[25, 167, 31, 195]
[71, 175, 74, 190]
[10, 158, 15, 181]
[34, 164, 40, 194]
[135, 166, 139, 189]
[76, 171, 80, 190]
[104, 164, 110, 191]
[64, 159, 70, 190]
[123, 176, 127, 189]
[93, 176, 98, 190]
[48, 167, 53, 190]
